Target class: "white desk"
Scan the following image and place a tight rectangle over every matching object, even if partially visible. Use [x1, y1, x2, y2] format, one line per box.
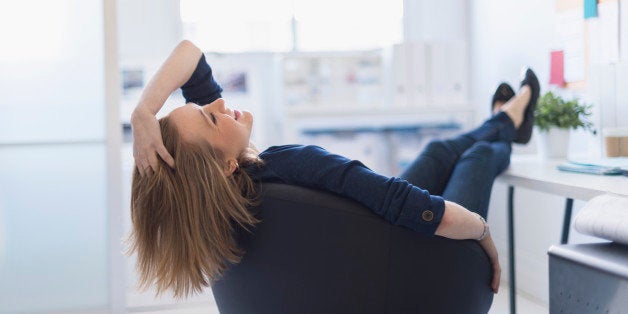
[498, 156, 628, 200]
[496, 155, 628, 314]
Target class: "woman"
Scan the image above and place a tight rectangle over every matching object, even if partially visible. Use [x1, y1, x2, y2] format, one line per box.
[128, 40, 539, 298]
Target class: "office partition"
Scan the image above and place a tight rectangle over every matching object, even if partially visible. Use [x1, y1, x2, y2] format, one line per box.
[0, 0, 121, 312]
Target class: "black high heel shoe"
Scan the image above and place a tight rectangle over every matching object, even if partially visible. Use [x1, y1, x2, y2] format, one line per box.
[491, 82, 515, 114]
[514, 68, 540, 144]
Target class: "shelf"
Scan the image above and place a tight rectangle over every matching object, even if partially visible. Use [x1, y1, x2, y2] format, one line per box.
[285, 105, 475, 134]
[286, 103, 472, 117]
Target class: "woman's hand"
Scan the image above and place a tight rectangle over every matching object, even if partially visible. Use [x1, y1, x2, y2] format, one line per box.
[129, 40, 203, 176]
[131, 108, 175, 175]
[478, 230, 501, 293]
[435, 201, 501, 293]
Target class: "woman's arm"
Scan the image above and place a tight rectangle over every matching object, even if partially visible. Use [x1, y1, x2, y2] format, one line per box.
[131, 40, 202, 175]
[436, 201, 501, 293]
[259, 145, 501, 292]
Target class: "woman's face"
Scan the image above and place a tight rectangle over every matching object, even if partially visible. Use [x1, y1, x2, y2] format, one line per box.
[169, 98, 253, 161]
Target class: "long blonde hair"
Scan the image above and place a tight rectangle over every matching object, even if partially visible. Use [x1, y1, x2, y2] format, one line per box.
[127, 116, 262, 298]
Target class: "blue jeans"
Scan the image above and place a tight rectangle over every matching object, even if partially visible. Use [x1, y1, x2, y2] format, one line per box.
[398, 112, 517, 219]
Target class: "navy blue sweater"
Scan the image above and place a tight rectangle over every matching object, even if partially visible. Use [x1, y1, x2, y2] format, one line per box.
[181, 54, 445, 236]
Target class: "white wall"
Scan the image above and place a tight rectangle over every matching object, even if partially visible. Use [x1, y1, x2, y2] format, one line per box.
[117, 0, 184, 124]
[469, 0, 608, 305]
[469, 0, 555, 305]
[117, 0, 182, 63]
[469, 0, 553, 127]
[403, 0, 559, 303]
[403, 0, 468, 42]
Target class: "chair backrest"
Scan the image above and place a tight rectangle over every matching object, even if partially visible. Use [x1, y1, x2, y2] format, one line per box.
[211, 183, 494, 314]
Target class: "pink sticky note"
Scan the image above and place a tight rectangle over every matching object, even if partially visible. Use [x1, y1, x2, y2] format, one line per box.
[550, 50, 565, 86]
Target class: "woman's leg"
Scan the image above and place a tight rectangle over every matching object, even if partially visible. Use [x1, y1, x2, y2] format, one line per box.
[441, 141, 512, 219]
[398, 112, 516, 195]
[398, 82, 531, 193]
[398, 139, 468, 195]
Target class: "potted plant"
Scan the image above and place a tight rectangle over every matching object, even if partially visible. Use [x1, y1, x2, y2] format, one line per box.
[534, 91, 593, 159]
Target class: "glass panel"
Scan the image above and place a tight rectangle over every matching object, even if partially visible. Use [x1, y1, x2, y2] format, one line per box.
[0, 0, 109, 312]
[0, 0, 105, 144]
[0, 144, 108, 312]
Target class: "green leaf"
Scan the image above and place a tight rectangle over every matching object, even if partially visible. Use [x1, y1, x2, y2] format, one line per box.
[533, 91, 594, 133]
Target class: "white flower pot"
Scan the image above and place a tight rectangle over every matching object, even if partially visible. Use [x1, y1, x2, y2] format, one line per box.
[537, 127, 570, 159]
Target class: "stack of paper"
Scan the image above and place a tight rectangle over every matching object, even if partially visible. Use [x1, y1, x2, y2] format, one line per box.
[574, 194, 628, 245]
[557, 157, 628, 176]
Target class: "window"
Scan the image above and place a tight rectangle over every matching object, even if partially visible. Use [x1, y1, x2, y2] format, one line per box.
[180, 0, 403, 52]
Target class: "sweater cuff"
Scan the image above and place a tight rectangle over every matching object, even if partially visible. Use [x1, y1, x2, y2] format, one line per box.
[181, 54, 223, 105]
[421, 195, 445, 235]
[397, 191, 445, 236]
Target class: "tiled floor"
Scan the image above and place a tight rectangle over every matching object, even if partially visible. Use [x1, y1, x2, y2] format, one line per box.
[489, 284, 548, 314]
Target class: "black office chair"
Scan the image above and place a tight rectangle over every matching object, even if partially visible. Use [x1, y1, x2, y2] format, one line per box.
[212, 183, 494, 314]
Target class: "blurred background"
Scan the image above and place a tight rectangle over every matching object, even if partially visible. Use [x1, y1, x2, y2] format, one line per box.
[1, 0, 627, 313]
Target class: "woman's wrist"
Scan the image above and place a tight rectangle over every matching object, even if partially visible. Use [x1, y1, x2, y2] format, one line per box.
[131, 106, 154, 125]
[133, 40, 202, 122]
[475, 213, 489, 241]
